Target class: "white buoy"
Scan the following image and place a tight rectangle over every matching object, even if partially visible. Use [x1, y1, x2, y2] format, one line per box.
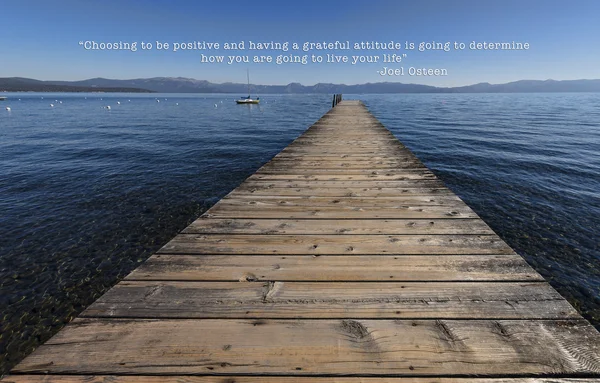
[6, 107, 11, 111]
[128, 100, 131, 102]
[176, 103, 179, 106]
[156, 99, 160, 103]
[50, 104, 54, 107]
[18, 99, 21, 101]
[59, 101, 62, 104]
[106, 106, 111, 110]
[55, 99, 58, 102]
[214, 103, 218, 108]
[117, 101, 121, 105]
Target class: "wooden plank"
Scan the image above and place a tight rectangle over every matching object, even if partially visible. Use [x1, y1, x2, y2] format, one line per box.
[256, 168, 431, 174]
[287, 136, 398, 139]
[215, 194, 463, 206]
[273, 154, 411, 158]
[289, 141, 401, 145]
[294, 131, 393, 134]
[282, 145, 406, 150]
[258, 164, 429, 170]
[270, 160, 428, 164]
[273, 153, 412, 158]
[81, 281, 576, 319]
[272, 152, 415, 155]
[274, 139, 405, 143]
[262, 154, 421, 159]
[275, 150, 412, 157]
[182, 218, 495, 235]
[279, 147, 407, 151]
[240, 180, 446, 188]
[274, 153, 409, 158]
[229, 187, 451, 197]
[125, 254, 542, 282]
[5, 377, 599, 383]
[290, 137, 398, 139]
[14, 318, 600, 375]
[262, 155, 423, 160]
[207, 204, 477, 219]
[248, 173, 438, 180]
[289, 141, 403, 145]
[278, 145, 407, 149]
[158, 234, 513, 255]
[258, 163, 429, 170]
[220, 195, 462, 206]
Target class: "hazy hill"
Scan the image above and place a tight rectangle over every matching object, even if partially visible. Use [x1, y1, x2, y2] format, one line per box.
[0, 77, 154, 93]
[2, 77, 600, 93]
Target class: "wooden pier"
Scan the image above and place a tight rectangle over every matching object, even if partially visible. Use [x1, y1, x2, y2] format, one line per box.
[4, 100, 600, 382]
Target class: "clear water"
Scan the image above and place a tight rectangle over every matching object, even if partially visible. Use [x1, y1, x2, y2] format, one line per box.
[0, 92, 599, 374]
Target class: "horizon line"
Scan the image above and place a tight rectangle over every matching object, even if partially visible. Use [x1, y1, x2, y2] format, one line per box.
[4, 76, 600, 88]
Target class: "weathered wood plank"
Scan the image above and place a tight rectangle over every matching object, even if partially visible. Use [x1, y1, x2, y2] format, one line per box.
[289, 141, 403, 146]
[280, 147, 406, 150]
[275, 151, 414, 157]
[220, 195, 462, 206]
[279, 147, 408, 152]
[271, 151, 414, 156]
[182, 218, 495, 235]
[5, 377, 599, 383]
[240, 180, 446, 188]
[278, 146, 409, 149]
[274, 153, 411, 157]
[256, 168, 431, 174]
[229, 187, 451, 197]
[158, 234, 513, 255]
[14, 318, 600, 375]
[269, 155, 417, 159]
[125, 254, 542, 282]
[280, 136, 409, 141]
[273, 146, 411, 150]
[258, 163, 429, 170]
[82, 281, 576, 319]
[248, 173, 438, 181]
[207, 204, 477, 219]
[260, 156, 423, 162]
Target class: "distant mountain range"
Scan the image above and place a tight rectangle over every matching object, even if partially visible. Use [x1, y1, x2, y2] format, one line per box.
[2, 77, 600, 94]
[0, 77, 154, 93]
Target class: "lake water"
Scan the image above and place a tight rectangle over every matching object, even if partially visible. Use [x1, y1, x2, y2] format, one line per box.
[1, 92, 599, 374]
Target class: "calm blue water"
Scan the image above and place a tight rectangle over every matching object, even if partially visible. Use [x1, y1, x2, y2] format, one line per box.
[1, 92, 599, 374]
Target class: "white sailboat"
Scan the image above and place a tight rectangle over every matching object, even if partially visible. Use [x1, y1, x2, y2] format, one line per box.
[236, 69, 260, 104]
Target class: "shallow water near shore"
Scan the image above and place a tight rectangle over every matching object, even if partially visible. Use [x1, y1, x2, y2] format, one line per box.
[1, 92, 599, 374]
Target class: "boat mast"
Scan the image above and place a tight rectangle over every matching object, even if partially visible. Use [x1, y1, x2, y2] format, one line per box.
[247, 68, 250, 98]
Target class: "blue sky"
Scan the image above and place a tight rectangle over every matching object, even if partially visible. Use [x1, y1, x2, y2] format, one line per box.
[1, 0, 599, 86]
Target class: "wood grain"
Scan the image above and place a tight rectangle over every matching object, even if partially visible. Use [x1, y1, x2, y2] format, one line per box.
[220, 195, 463, 205]
[183, 218, 495, 235]
[5, 377, 599, 383]
[158, 234, 513, 255]
[126, 254, 541, 281]
[13, 318, 600, 375]
[248, 173, 438, 180]
[228, 187, 451, 197]
[208, 204, 477, 219]
[82, 281, 577, 319]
